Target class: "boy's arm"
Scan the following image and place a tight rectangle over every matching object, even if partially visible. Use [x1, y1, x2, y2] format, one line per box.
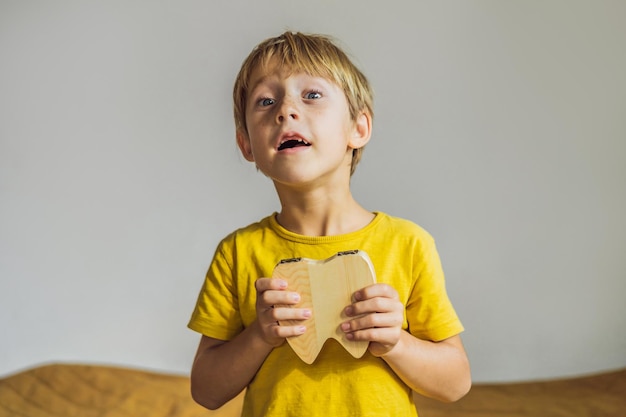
[383, 333, 471, 402]
[190, 326, 271, 410]
[342, 284, 471, 402]
[190, 277, 309, 410]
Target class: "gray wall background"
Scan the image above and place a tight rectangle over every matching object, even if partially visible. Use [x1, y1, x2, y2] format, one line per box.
[1, 1, 625, 383]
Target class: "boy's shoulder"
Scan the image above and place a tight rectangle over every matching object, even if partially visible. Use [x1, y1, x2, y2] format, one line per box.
[377, 212, 435, 241]
[221, 214, 275, 242]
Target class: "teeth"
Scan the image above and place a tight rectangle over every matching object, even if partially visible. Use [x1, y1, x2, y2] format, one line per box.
[280, 138, 309, 145]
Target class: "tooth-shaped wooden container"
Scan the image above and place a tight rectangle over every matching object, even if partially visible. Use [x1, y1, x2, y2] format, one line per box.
[272, 250, 377, 364]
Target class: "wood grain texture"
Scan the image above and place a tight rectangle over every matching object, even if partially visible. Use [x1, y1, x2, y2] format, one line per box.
[272, 250, 377, 364]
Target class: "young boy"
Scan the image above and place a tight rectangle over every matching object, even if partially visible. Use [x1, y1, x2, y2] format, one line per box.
[188, 31, 471, 416]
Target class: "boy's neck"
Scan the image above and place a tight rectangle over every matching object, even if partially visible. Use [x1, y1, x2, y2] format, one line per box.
[275, 188, 374, 237]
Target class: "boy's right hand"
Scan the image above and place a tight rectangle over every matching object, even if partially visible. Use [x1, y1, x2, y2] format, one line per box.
[254, 278, 311, 347]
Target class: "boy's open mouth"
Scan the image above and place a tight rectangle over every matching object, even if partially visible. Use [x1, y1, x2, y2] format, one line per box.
[278, 138, 311, 151]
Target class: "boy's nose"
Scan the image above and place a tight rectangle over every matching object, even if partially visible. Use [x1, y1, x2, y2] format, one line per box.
[276, 99, 299, 123]
[277, 113, 297, 122]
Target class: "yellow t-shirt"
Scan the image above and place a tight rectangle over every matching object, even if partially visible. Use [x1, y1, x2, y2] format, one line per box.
[188, 212, 464, 417]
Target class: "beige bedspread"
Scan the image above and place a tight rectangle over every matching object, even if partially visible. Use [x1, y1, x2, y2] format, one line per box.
[0, 364, 241, 417]
[413, 368, 626, 417]
[1, 363, 624, 417]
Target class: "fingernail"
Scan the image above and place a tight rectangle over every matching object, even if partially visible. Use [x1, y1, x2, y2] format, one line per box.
[353, 291, 362, 301]
[341, 322, 351, 332]
[277, 280, 287, 289]
[292, 293, 300, 302]
[303, 309, 311, 318]
[297, 326, 306, 334]
[344, 306, 353, 316]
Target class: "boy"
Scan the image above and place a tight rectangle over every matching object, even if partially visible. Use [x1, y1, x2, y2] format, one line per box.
[188, 31, 471, 416]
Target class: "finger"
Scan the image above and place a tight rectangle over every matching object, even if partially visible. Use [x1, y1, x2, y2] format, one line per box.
[353, 283, 399, 302]
[258, 321, 306, 346]
[344, 326, 401, 345]
[255, 277, 287, 292]
[346, 297, 402, 317]
[273, 324, 307, 338]
[260, 289, 302, 307]
[266, 307, 312, 322]
[255, 278, 301, 310]
[342, 311, 402, 332]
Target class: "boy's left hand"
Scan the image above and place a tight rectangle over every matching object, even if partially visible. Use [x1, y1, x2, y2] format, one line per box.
[341, 283, 404, 357]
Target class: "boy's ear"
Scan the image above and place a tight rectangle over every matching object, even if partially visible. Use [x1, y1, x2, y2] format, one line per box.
[348, 111, 372, 150]
[236, 129, 255, 162]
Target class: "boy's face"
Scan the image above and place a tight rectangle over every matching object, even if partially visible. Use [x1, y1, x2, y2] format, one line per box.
[236, 61, 371, 188]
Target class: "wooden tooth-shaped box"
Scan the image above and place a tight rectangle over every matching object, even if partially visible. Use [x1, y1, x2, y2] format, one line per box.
[272, 250, 377, 364]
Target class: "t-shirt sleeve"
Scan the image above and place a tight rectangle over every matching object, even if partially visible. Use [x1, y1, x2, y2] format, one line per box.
[188, 240, 243, 340]
[406, 235, 464, 342]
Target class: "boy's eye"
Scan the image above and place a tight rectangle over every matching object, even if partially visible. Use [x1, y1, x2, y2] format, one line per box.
[259, 98, 275, 106]
[305, 91, 322, 99]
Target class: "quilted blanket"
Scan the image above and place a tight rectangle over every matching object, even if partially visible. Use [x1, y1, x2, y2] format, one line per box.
[1, 363, 624, 417]
[0, 364, 242, 417]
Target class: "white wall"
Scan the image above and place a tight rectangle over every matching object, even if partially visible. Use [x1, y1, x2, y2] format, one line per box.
[1, 1, 624, 383]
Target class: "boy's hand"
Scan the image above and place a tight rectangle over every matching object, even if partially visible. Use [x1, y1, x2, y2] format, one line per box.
[254, 278, 311, 347]
[341, 283, 404, 357]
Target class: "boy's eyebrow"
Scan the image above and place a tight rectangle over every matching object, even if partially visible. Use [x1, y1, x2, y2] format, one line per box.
[249, 72, 331, 92]
[248, 67, 287, 92]
[248, 75, 271, 94]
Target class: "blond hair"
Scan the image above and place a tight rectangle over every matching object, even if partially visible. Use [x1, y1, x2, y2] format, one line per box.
[233, 31, 373, 175]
